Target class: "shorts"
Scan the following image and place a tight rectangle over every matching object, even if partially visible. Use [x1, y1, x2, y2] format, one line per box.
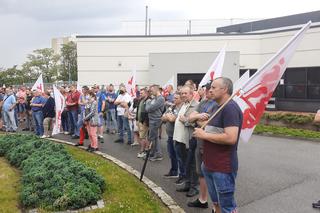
[17, 103, 26, 113]
[138, 122, 148, 139]
[201, 163, 238, 213]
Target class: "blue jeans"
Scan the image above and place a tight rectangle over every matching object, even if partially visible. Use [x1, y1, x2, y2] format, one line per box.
[202, 163, 237, 213]
[32, 110, 44, 136]
[117, 115, 132, 143]
[106, 109, 117, 131]
[68, 110, 79, 136]
[175, 141, 187, 178]
[167, 136, 178, 175]
[149, 120, 162, 156]
[185, 137, 198, 187]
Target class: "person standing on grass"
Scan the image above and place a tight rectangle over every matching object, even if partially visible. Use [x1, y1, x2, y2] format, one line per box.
[193, 77, 243, 213]
[30, 89, 47, 137]
[162, 91, 183, 178]
[42, 90, 55, 138]
[83, 91, 99, 152]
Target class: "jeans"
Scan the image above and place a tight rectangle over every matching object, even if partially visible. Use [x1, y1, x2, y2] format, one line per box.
[106, 109, 117, 131]
[175, 141, 187, 178]
[61, 110, 69, 132]
[3, 110, 17, 131]
[68, 110, 79, 136]
[149, 120, 162, 156]
[167, 136, 178, 175]
[202, 163, 238, 213]
[185, 137, 198, 188]
[117, 115, 132, 143]
[32, 110, 44, 136]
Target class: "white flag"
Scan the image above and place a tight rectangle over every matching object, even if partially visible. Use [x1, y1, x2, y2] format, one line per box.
[233, 70, 250, 93]
[31, 74, 44, 92]
[235, 22, 311, 142]
[162, 75, 174, 96]
[52, 85, 65, 135]
[125, 69, 137, 98]
[198, 46, 226, 88]
[76, 82, 82, 93]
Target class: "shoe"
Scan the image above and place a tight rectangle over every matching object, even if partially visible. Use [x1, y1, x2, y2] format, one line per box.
[40, 135, 47, 139]
[127, 142, 133, 145]
[114, 139, 124, 143]
[131, 142, 139, 146]
[71, 135, 80, 139]
[186, 187, 199, 197]
[313, 200, 320, 208]
[143, 153, 154, 160]
[149, 155, 163, 161]
[64, 131, 69, 135]
[163, 172, 178, 179]
[98, 135, 103, 139]
[22, 128, 29, 131]
[99, 137, 104, 143]
[75, 143, 83, 146]
[176, 185, 190, 192]
[175, 177, 185, 185]
[187, 198, 208, 208]
[137, 152, 146, 158]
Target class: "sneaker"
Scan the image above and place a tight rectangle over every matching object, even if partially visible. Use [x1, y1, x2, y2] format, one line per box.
[40, 135, 47, 139]
[114, 139, 124, 143]
[187, 198, 208, 208]
[75, 143, 83, 146]
[163, 172, 179, 179]
[131, 142, 139, 146]
[64, 131, 69, 135]
[137, 152, 146, 158]
[98, 135, 104, 139]
[175, 177, 185, 185]
[149, 155, 163, 161]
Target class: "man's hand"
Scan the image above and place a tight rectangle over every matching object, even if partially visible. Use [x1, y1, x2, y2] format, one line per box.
[179, 115, 187, 123]
[193, 127, 206, 139]
[198, 113, 210, 121]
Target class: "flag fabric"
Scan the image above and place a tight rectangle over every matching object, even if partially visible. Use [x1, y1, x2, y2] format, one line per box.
[234, 22, 311, 142]
[198, 46, 226, 88]
[31, 74, 44, 92]
[76, 82, 82, 93]
[233, 70, 250, 93]
[126, 69, 137, 98]
[52, 85, 65, 135]
[162, 75, 174, 97]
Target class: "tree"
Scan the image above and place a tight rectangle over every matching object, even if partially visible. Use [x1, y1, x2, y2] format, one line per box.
[59, 41, 77, 82]
[23, 48, 60, 83]
[0, 65, 26, 86]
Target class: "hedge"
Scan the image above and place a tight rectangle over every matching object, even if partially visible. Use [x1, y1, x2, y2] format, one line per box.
[0, 134, 106, 211]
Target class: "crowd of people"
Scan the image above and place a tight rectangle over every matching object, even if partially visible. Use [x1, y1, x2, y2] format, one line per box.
[0, 77, 243, 213]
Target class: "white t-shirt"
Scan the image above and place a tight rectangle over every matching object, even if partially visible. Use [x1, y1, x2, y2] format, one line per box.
[115, 93, 132, 116]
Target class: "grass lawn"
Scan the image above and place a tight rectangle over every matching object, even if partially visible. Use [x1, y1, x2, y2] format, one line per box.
[64, 145, 170, 213]
[0, 158, 21, 213]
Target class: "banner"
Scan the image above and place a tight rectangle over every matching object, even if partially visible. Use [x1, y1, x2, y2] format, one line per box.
[31, 74, 44, 92]
[52, 85, 65, 135]
[162, 75, 174, 97]
[234, 22, 311, 142]
[126, 69, 137, 97]
[198, 45, 226, 88]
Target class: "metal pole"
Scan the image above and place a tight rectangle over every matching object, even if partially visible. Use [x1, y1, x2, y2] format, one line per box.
[145, 6, 148, 36]
[148, 18, 151, 35]
[189, 20, 191, 35]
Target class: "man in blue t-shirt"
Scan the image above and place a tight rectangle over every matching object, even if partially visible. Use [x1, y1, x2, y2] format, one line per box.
[2, 88, 18, 132]
[96, 87, 106, 141]
[30, 89, 47, 136]
[105, 84, 118, 134]
[193, 77, 243, 213]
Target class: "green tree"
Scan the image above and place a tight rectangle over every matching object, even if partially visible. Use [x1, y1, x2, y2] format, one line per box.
[0, 65, 27, 86]
[59, 41, 77, 82]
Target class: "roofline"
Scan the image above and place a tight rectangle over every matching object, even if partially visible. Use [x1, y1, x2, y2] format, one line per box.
[76, 24, 319, 39]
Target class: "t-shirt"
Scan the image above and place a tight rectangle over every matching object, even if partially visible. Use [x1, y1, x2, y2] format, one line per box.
[165, 105, 181, 137]
[97, 92, 106, 113]
[115, 93, 132, 116]
[195, 99, 217, 114]
[106, 92, 117, 110]
[66, 91, 80, 111]
[79, 94, 90, 112]
[2, 95, 16, 111]
[203, 99, 243, 174]
[166, 93, 174, 103]
[31, 96, 47, 112]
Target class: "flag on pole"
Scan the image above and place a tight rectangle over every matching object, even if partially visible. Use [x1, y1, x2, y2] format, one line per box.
[198, 45, 226, 88]
[52, 85, 65, 135]
[235, 22, 311, 142]
[76, 82, 82, 93]
[162, 75, 174, 97]
[126, 69, 137, 98]
[31, 74, 44, 92]
[233, 70, 250, 93]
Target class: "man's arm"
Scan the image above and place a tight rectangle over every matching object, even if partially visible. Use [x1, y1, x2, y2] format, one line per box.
[145, 97, 164, 112]
[193, 126, 239, 145]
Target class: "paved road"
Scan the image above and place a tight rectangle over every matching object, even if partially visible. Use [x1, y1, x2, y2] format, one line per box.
[55, 133, 320, 213]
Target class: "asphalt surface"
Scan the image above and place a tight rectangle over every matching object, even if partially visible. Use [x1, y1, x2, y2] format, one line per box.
[55, 132, 320, 213]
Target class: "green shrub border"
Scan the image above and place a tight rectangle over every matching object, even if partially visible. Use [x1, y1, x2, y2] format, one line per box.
[262, 112, 318, 125]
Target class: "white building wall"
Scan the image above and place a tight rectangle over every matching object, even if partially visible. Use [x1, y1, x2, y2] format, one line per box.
[77, 25, 320, 86]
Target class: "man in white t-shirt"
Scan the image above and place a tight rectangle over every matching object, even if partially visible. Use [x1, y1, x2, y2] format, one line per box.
[114, 86, 132, 144]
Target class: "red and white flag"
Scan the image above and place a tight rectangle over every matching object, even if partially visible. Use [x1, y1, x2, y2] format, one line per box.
[198, 45, 226, 88]
[235, 22, 311, 142]
[52, 85, 65, 135]
[31, 74, 44, 92]
[76, 82, 82, 94]
[126, 69, 137, 98]
[162, 75, 174, 97]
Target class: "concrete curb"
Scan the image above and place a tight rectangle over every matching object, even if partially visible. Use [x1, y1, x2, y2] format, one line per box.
[49, 138, 185, 213]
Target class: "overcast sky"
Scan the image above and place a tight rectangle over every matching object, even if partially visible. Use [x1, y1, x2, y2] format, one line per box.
[0, 0, 319, 68]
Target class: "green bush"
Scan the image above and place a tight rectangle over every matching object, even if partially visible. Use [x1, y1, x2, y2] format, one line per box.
[0, 134, 106, 211]
[262, 112, 315, 125]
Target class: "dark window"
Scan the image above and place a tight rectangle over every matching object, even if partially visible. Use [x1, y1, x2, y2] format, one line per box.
[307, 67, 320, 85]
[285, 68, 306, 84]
[308, 86, 320, 99]
[285, 85, 307, 99]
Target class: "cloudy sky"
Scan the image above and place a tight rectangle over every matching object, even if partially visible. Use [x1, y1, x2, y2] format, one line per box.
[0, 0, 319, 68]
